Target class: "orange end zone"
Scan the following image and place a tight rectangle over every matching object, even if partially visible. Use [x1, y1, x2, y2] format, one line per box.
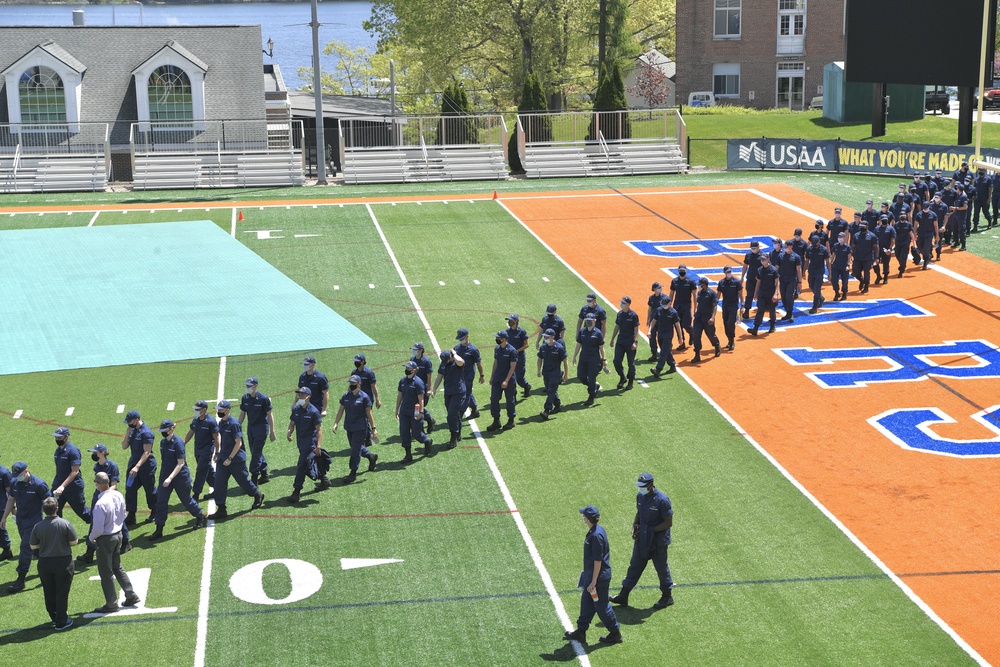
[503, 182, 1000, 663]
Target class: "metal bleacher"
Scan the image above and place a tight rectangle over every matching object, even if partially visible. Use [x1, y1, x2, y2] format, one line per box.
[340, 115, 508, 185]
[130, 121, 305, 190]
[0, 123, 109, 193]
[517, 110, 688, 179]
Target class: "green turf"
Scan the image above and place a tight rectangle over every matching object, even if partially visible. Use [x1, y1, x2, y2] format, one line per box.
[0, 189, 982, 666]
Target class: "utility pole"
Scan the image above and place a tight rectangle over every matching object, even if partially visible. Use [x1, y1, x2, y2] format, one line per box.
[310, 0, 327, 184]
[598, 0, 607, 71]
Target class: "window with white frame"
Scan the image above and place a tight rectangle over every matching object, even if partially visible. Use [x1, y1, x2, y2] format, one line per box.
[713, 63, 741, 97]
[777, 0, 806, 54]
[714, 0, 741, 38]
[132, 45, 206, 131]
[148, 65, 193, 122]
[19, 66, 66, 123]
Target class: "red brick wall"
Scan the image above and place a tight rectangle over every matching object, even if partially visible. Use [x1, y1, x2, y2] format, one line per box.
[676, 0, 846, 109]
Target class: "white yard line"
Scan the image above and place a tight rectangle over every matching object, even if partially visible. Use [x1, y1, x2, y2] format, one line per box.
[365, 203, 590, 666]
[87, 211, 100, 227]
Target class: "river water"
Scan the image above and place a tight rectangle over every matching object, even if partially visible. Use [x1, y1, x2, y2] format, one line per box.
[0, 2, 375, 90]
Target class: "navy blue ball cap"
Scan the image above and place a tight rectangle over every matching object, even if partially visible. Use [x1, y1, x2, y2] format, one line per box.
[579, 505, 600, 520]
[651, 281, 662, 290]
[11, 461, 28, 476]
[698, 276, 709, 285]
[123, 409, 140, 424]
[245, 377, 259, 387]
[584, 312, 597, 321]
[660, 295, 672, 305]
[495, 330, 508, 339]
[620, 295, 632, 304]
[404, 361, 418, 371]
[834, 206, 842, 213]
[217, 400, 231, 410]
[353, 353, 366, 363]
[295, 386, 312, 396]
[749, 240, 760, 248]
[303, 355, 317, 365]
[439, 350, 452, 362]
[586, 292, 597, 300]
[546, 304, 557, 314]
[636, 472, 654, 487]
[53, 426, 70, 438]
[455, 328, 469, 340]
[677, 264, 687, 270]
[543, 328, 556, 337]
[506, 314, 519, 322]
[412, 342, 425, 350]
[89, 443, 108, 454]
[157, 419, 175, 433]
[723, 265, 733, 273]
[348, 374, 362, 383]
[194, 400, 208, 410]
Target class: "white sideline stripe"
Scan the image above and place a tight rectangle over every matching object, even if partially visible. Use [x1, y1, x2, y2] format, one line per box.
[166, 402, 175, 411]
[473, 280, 481, 285]
[508, 278, 515, 283]
[365, 203, 590, 666]
[542, 277, 549, 282]
[230, 208, 237, 237]
[495, 196, 988, 667]
[87, 212, 99, 227]
[65, 407, 74, 416]
[13, 409, 22, 419]
[333, 285, 340, 291]
[116, 405, 125, 414]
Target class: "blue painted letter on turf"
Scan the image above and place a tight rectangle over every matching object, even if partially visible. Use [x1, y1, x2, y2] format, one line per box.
[626, 236, 776, 258]
[869, 406, 1000, 457]
[774, 340, 1000, 388]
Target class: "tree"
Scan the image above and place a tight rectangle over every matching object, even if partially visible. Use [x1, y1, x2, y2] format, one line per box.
[436, 82, 479, 145]
[296, 40, 390, 96]
[627, 58, 672, 108]
[588, 61, 630, 141]
[509, 72, 550, 173]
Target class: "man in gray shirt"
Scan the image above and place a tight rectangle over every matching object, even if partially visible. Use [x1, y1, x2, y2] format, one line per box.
[89, 472, 139, 613]
[29, 496, 77, 630]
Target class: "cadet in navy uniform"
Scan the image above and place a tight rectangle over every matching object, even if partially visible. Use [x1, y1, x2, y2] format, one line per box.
[924, 173, 938, 200]
[830, 232, 852, 301]
[873, 215, 896, 284]
[973, 168, 992, 230]
[893, 209, 916, 277]
[184, 400, 220, 502]
[878, 200, 897, 225]
[410, 343, 437, 433]
[430, 350, 466, 449]
[716, 266, 742, 350]
[577, 293, 608, 336]
[691, 277, 721, 362]
[809, 219, 830, 251]
[991, 171, 1000, 226]
[912, 174, 929, 202]
[749, 253, 780, 335]
[610, 296, 639, 390]
[741, 241, 763, 319]
[286, 387, 327, 503]
[860, 200, 879, 228]
[645, 283, 663, 360]
[827, 207, 849, 245]
[847, 211, 863, 240]
[0, 463, 12, 560]
[650, 295, 681, 376]
[76, 444, 131, 564]
[927, 193, 950, 261]
[149, 420, 205, 539]
[573, 313, 607, 406]
[790, 228, 809, 270]
[209, 401, 264, 518]
[503, 316, 532, 398]
[777, 241, 802, 322]
[669, 265, 697, 351]
[331, 377, 379, 482]
[950, 183, 969, 250]
[563, 505, 622, 646]
[51, 427, 90, 525]
[803, 235, 830, 314]
[396, 361, 433, 457]
[938, 180, 956, 248]
[352, 354, 381, 410]
[535, 304, 566, 348]
[851, 222, 878, 294]
[914, 200, 940, 270]
[121, 410, 157, 527]
[486, 331, 519, 432]
[536, 328, 569, 419]
[239, 377, 275, 486]
[1, 462, 51, 592]
[610, 472, 674, 610]
[454, 328, 484, 419]
[953, 161, 972, 187]
[299, 355, 330, 417]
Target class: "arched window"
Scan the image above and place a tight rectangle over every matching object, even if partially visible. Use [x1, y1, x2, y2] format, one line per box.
[19, 65, 66, 123]
[148, 65, 193, 122]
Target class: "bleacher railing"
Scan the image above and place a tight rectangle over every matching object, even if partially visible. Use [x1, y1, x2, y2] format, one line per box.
[130, 120, 304, 155]
[517, 109, 681, 145]
[0, 122, 109, 156]
[339, 114, 506, 150]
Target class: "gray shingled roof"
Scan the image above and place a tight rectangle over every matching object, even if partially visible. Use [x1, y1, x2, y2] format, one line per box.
[39, 40, 87, 73]
[1, 26, 266, 145]
[132, 40, 209, 74]
[289, 91, 400, 119]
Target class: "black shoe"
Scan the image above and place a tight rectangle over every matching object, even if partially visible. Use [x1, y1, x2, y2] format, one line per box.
[768, 323, 776, 333]
[486, 420, 502, 432]
[551, 404, 561, 414]
[742, 309, 750, 319]
[425, 414, 435, 434]
[149, 526, 164, 540]
[125, 513, 136, 527]
[675, 343, 687, 352]
[120, 542, 132, 555]
[317, 477, 332, 490]
[523, 384, 532, 398]
[616, 378, 626, 389]
[0, 548, 12, 561]
[445, 434, 458, 449]
[779, 315, 792, 321]
[207, 507, 228, 521]
[808, 307, 818, 314]
[470, 408, 480, 419]
[665, 366, 677, 374]
[194, 515, 206, 529]
[609, 592, 629, 606]
[76, 551, 94, 565]
[258, 471, 270, 485]
[343, 471, 357, 484]
[650, 368, 661, 377]
[251, 473, 258, 485]
[653, 594, 675, 609]
[503, 419, 515, 430]
[8, 576, 26, 593]
[402, 451, 414, 464]
[749, 327, 758, 336]
[692, 353, 702, 363]
[647, 353, 658, 361]
[93, 603, 120, 614]
[289, 490, 300, 504]
[599, 631, 623, 644]
[252, 491, 265, 509]
[53, 617, 74, 631]
[714, 344, 721, 357]
[626, 380, 634, 390]
[143, 513, 156, 524]
[726, 342, 735, 351]
[424, 439, 433, 456]
[367, 453, 378, 470]
[564, 629, 587, 643]
[583, 396, 595, 406]
[123, 595, 141, 607]
[540, 410, 549, 420]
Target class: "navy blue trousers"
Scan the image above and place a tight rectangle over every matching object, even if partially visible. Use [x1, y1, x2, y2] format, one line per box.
[213, 456, 259, 508]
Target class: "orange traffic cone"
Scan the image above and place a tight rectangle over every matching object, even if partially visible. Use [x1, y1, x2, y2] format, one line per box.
[492, 190, 498, 200]
[237, 210, 244, 221]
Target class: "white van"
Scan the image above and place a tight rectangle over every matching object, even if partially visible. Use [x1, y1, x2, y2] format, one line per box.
[687, 91, 716, 107]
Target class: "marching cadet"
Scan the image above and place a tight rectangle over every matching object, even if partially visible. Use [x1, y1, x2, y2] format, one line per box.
[503, 315, 532, 398]
[803, 234, 830, 314]
[563, 505, 622, 646]
[914, 200, 940, 270]
[536, 328, 569, 419]
[209, 401, 264, 516]
[577, 293, 608, 336]
[287, 387, 328, 503]
[741, 241, 762, 319]
[610, 473, 675, 611]
[809, 219, 830, 252]
[486, 331, 518, 432]
[830, 232, 852, 301]
[535, 304, 566, 348]
[184, 400, 219, 502]
[299, 356, 330, 417]
[873, 215, 896, 284]
[410, 343, 437, 433]
[690, 277, 721, 363]
[239, 377, 275, 486]
[650, 295, 681, 377]
[121, 410, 157, 527]
[893, 208, 916, 277]
[716, 266, 742, 351]
[950, 183, 969, 250]
[860, 200, 879, 227]
[645, 283, 663, 361]
[396, 361, 433, 458]
[610, 296, 639, 390]
[777, 241, 802, 322]
[749, 254, 780, 335]
[573, 313, 607, 406]
[851, 222, 878, 294]
[430, 350, 467, 449]
[51, 427, 90, 524]
[973, 167, 992, 231]
[331, 377, 379, 482]
[927, 192, 950, 262]
[150, 420, 205, 539]
[454, 328, 484, 419]
[826, 207, 848, 243]
[669, 265, 697, 351]
[2, 462, 50, 593]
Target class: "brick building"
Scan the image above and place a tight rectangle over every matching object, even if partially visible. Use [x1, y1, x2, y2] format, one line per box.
[675, 0, 846, 110]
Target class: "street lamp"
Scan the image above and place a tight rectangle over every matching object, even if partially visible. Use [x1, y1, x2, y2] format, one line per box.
[263, 38, 274, 58]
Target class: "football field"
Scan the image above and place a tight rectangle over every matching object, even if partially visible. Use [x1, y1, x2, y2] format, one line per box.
[0, 178, 994, 666]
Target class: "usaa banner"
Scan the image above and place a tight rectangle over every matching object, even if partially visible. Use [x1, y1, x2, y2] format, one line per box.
[836, 140, 1000, 175]
[727, 139, 837, 171]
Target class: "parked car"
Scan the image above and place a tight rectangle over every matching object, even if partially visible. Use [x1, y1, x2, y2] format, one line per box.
[925, 85, 950, 114]
[809, 95, 823, 110]
[973, 87, 1000, 108]
[687, 91, 716, 107]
